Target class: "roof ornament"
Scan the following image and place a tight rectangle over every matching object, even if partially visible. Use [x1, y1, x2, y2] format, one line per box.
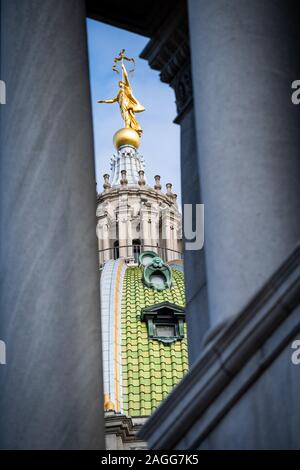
[112, 48, 136, 75]
[139, 251, 173, 291]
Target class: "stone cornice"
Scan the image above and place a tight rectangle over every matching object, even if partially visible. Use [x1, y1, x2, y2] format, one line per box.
[140, 8, 189, 85]
[139, 242, 300, 449]
[97, 186, 179, 210]
[140, 1, 193, 123]
[105, 412, 144, 443]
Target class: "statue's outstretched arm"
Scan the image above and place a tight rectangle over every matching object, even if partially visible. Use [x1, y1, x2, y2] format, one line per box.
[97, 96, 118, 104]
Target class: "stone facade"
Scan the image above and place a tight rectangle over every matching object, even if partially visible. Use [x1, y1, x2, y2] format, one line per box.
[105, 413, 147, 450]
[97, 144, 182, 266]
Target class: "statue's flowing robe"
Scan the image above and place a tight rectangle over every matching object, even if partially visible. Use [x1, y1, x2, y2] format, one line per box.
[118, 86, 145, 135]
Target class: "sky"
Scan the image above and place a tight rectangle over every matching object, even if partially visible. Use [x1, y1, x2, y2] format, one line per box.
[86, 19, 181, 203]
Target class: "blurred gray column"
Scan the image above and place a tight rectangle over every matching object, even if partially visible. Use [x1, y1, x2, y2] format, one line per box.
[180, 108, 209, 362]
[0, 0, 105, 449]
[188, 0, 300, 327]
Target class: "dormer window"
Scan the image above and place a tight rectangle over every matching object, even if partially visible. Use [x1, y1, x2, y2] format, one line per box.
[140, 301, 185, 345]
[156, 324, 176, 338]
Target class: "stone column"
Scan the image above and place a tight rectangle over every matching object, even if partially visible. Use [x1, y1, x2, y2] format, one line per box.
[188, 0, 300, 327]
[0, 0, 105, 449]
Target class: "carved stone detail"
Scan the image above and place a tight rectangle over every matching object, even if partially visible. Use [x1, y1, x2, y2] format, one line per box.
[140, 2, 193, 123]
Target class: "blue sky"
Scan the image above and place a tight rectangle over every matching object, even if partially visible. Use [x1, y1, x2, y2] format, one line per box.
[86, 19, 181, 202]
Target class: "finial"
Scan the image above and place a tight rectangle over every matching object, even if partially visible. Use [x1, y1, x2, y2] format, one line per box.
[154, 175, 162, 191]
[166, 183, 177, 203]
[103, 174, 111, 192]
[166, 183, 173, 195]
[138, 170, 146, 187]
[103, 394, 115, 412]
[112, 49, 135, 75]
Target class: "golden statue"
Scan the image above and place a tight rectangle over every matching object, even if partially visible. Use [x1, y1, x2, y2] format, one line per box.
[97, 50, 145, 138]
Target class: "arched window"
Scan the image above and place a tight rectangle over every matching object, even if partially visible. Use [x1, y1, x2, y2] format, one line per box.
[113, 240, 119, 260]
[132, 239, 141, 263]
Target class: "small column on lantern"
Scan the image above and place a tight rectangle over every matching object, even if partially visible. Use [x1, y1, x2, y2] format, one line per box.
[103, 174, 111, 192]
[120, 170, 128, 188]
[166, 183, 177, 204]
[138, 170, 146, 187]
[154, 175, 162, 191]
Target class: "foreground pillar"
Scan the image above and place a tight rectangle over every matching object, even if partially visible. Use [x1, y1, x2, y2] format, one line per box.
[0, 0, 105, 449]
[189, 0, 300, 327]
[180, 108, 210, 361]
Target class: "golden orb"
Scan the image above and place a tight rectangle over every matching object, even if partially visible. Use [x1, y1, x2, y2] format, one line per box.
[113, 128, 140, 150]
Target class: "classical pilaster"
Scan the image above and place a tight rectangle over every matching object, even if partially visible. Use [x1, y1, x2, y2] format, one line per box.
[149, 206, 159, 250]
[118, 194, 130, 258]
[0, 0, 104, 449]
[140, 205, 153, 251]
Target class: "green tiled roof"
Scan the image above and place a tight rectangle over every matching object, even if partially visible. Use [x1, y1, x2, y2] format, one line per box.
[121, 266, 188, 416]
